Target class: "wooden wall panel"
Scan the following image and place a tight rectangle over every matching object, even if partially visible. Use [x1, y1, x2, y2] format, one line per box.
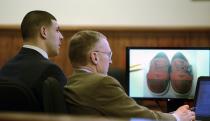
[0, 30, 22, 68]
[0, 29, 210, 78]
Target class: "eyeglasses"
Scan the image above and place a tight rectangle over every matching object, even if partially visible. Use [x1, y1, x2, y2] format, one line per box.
[93, 51, 112, 61]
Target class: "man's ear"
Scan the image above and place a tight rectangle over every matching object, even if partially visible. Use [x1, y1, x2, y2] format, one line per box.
[90, 52, 99, 65]
[40, 26, 47, 39]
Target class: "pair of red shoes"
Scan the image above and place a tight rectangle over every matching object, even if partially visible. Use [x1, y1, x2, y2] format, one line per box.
[147, 52, 193, 95]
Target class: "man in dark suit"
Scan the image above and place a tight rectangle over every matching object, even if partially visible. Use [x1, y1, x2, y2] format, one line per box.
[64, 30, 195, 121]
[0, 10, 67, 110]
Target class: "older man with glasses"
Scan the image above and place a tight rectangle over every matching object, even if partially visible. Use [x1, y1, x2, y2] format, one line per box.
[64, 30, 195, 121]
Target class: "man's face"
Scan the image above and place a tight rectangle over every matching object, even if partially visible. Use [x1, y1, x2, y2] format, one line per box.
[45, 20, 63, 57]
[94, 38, 112, 75]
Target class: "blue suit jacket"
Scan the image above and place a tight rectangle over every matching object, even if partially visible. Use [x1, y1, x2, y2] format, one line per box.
[0, 48, 67, 110]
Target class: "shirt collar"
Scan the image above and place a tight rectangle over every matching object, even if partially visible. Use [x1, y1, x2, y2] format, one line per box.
[75, 68, 93, 73]
[23, 45, 49, 59]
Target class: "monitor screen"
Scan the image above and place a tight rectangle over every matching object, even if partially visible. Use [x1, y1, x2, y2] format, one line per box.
[126, 47, 210, 99]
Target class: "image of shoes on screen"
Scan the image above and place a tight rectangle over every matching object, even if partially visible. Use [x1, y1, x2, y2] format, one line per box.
[127, 47, 210, 99]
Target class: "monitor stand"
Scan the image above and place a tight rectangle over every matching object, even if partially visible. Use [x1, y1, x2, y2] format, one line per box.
[166, 99, 184, 113]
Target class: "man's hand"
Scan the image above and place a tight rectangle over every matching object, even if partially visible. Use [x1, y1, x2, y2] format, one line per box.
[173, 105, 195, 121]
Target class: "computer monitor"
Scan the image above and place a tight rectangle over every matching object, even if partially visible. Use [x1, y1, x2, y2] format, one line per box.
[126, 47, 210, 100]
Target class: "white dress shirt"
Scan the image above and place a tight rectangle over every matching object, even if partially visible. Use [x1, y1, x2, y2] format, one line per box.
[23, 45, 48, 59]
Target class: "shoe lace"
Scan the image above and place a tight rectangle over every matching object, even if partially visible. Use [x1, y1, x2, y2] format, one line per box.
[173, 59, 192, 73]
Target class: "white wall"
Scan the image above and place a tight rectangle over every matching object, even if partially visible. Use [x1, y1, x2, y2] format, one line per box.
[0, 0, 210, 27]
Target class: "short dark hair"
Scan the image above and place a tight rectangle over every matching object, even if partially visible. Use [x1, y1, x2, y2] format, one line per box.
[69, 30, 106, 66]
[21, 10, 56, 41]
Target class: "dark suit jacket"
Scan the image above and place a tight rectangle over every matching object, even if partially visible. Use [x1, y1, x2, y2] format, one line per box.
[0, 48, 67, 110]
[64, 70, 176, 121]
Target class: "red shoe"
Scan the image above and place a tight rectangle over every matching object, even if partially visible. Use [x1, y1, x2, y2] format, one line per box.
[170, 52, 193, 94]
[147, 52, 170, 94]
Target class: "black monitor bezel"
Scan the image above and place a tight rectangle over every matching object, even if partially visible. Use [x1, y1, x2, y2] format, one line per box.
[125, 46, 210, 101]
[194, 76, 210, 118]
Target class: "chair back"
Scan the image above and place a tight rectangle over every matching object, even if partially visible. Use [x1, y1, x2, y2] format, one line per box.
[42, 77, 67, 114]
[0, 79, 40, 112]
